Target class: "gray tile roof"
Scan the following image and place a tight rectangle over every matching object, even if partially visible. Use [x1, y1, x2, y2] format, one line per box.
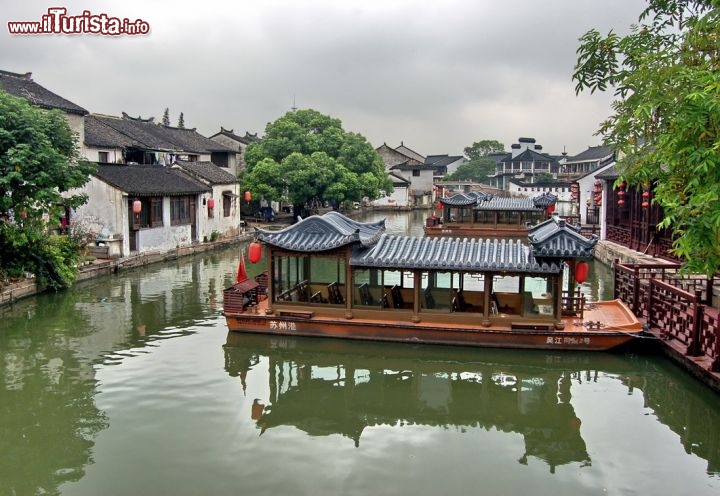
[351, 235, 562, 273]
[566, 145, 614, 163]
[503, 149, 556, 163]
[85, 113, 234, 153]
[210, 128, 260, 145]
[175, 160, 239, 185]
[595, 164, 620, 180]
[528, 214, 598, 260]
[0, 70, 87, 115]
[532, 192, 558, 208]
[438, 191, 493, 206]
[390, 161, 436, 171]
[474, 197, 543, 212]
[425, 154, 464, 166]
[94, 164, 210, 196]
[254, 211, 386, 252]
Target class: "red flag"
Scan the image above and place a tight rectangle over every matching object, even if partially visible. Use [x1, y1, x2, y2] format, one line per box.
[237, 250, 248, 283]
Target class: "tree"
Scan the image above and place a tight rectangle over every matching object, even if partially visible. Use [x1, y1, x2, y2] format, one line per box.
[0, 90, 96, 288]
[243, 109, 391, 213]
[573, 0, 720, 275]
[177, 112, 185, 129]
[446, 139, 505, 183]
[161, 107, 170, 126]
[463, 140, 505, 160]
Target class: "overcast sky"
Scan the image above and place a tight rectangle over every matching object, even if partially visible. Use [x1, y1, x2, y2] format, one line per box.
[2, 0, 648, 157]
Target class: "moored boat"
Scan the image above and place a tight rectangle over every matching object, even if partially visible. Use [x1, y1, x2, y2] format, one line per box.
[223, 211, 643, 351]
[425, 191, 558, 237]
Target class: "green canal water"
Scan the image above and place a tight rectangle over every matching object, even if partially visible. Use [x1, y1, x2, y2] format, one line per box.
[1, 211, 718, 496]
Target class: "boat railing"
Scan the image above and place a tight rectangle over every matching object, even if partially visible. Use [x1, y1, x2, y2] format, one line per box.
[561, 292, 585, 318]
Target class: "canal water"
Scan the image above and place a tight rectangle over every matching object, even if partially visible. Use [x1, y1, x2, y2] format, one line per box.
[1, 210, 718, 496]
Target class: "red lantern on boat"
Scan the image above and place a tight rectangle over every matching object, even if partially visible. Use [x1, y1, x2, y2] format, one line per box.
[575, 261, 589, 283]
[207, 198, 215, 209]
[248, 241, 262, 263]
[244, 191, 252, 202]
[132, 199, 142, 214]
[546, 204, 555, 215]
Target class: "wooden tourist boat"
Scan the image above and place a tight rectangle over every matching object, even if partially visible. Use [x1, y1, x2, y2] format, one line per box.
[425, 191, 558, 237]
[223, 211, 643, 351]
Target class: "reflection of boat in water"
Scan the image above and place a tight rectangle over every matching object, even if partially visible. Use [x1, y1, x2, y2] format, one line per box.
[224, 333, 603, 471]
[224, 211, 643, 351]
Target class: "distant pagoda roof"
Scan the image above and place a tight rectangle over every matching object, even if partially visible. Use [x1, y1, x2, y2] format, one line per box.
[254, 211, 386, 252]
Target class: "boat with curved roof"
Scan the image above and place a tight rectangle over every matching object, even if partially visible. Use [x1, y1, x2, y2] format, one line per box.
[223, 211, 643, 351]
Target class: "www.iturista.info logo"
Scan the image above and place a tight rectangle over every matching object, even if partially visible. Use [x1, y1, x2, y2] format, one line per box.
[8, 8, 150, 35]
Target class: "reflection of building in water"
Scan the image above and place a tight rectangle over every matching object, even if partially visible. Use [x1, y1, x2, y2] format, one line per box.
[224, 333, 590, 471]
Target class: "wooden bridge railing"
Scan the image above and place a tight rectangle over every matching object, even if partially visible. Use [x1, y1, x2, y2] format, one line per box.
[614, 261, 720, 371]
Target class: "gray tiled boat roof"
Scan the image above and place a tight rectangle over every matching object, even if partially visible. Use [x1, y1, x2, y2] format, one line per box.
[532, 192, 558, 208]
[474, 196, 543, 212]
[528, 214, 598, 260]
[438, 191, 492, 206]
[351, 235, 562, 273]
[254, 211, 386, 252]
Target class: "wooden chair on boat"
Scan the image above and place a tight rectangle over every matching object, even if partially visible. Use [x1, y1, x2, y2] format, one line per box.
[391, 285, 403, 308]
[380, 292, 390, 308]
[310, 290, 325, 303]
[327, 282, 344, 304]
[455, 289, 471, 311]
[358, 283, 373, 306]
[424, 288, 435, 309]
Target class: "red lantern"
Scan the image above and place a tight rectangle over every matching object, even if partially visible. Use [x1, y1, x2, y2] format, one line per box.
[207, 198, 215, 209]
[248, 241, 262, 263]
[437, 201, 443, 209]
[642, 191, 650, 199]
[133, 199, 142, 214]
[546, 204, 555, 215]
[642, 201, 649, 208]
[244, 191, 252, 202]
[575, 261, 589, 283]
[618, 199, 625, 206]
[617, 190, 625, 197]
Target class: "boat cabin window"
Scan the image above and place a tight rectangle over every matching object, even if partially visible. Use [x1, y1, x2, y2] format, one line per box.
[273, 254, 346, 305]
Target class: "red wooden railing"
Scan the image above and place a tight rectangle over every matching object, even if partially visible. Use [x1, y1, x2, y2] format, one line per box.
[614, 261, 720, 371]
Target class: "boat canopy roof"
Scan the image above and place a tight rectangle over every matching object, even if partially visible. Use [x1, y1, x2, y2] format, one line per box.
[473, 196, 544, 212]
[255, 211, 597, 268]
[438, 191, 492, 206]
[351, 235, 562, 273]
[529, 214, 598, 261]
[254, 211, 385, 252]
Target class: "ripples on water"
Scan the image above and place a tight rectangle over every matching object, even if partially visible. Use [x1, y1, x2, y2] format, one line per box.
[0, 210, 718, 496]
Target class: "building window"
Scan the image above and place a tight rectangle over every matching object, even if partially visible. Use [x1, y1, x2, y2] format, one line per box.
[170, 196, 192, 225]
[131, 197, 163, 229]
[98, 151, 109, 163]
[150, 197, 163, 227]
[413, 169, 420, 177]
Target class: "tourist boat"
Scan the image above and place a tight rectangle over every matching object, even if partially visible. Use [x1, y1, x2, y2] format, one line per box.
[223, 211, 643, 351]
[424, 191, 558, 237]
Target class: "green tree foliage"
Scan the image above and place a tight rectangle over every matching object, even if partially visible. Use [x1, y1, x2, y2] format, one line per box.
[0, 90, 96, 288]
[464, 140, 505, 160]
[573, 0, 720, 275]
[243, 109, 391, 209]
[162, 107, 170, 126]
[446, 139, 505, 183]
[177, 112, 185, 129]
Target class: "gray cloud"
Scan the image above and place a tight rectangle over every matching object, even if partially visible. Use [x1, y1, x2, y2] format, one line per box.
[2, 0, 647, 156]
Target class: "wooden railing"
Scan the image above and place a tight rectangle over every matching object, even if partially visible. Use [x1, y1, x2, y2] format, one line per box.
[614, 261, 719, 371]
